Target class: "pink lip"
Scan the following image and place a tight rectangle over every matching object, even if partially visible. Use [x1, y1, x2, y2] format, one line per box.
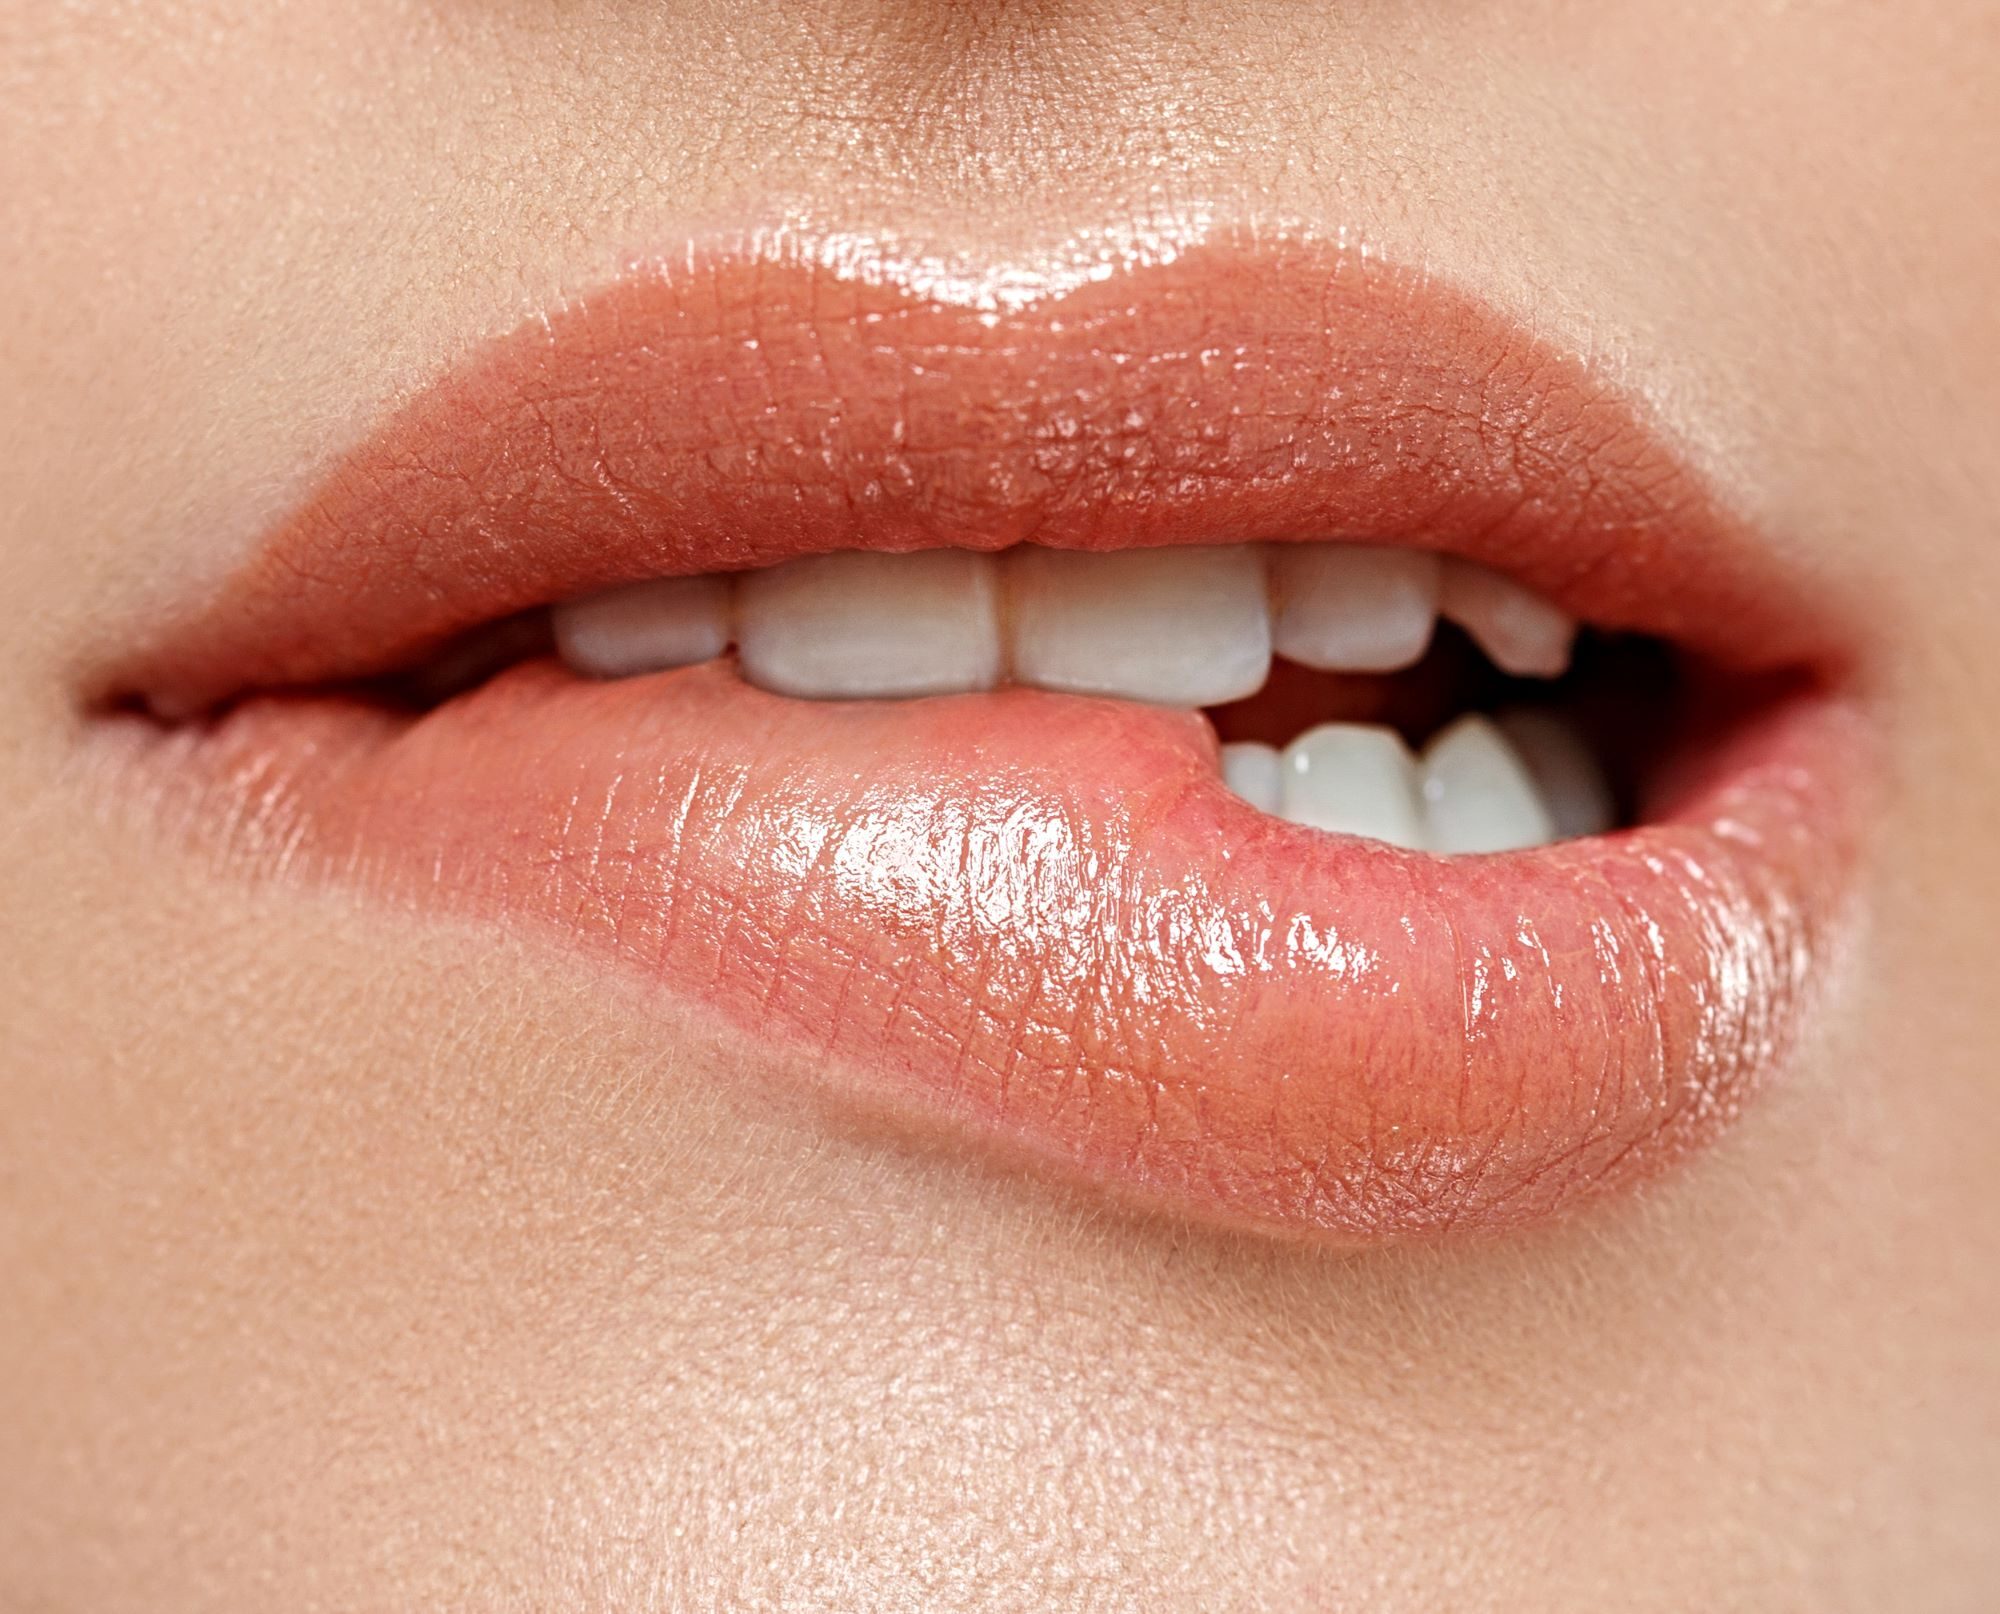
[99, 231, 1869, 1242]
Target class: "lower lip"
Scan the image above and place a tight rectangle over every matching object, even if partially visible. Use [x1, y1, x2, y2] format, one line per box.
[105, 658, 1864, 1242]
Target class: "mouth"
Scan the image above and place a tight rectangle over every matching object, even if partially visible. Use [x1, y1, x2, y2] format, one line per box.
[89, 230, 1869, 1244]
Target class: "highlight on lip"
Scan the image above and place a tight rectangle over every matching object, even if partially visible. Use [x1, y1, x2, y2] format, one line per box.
[92, 229, 1870, 1244]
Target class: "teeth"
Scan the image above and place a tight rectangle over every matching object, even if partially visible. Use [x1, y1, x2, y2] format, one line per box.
[1495, 709, 1618, 840]
[737, 549, 1003, 698]
[1417, 715, 1557, 854]
[550, 547, 1616, 856]
[1438, 558, 1577, 679]
[554, 549, 1606, 852]
[1232, 714, 1596, 853]
[1220, 741, 1283, 813]
[1277, 723, 1427, 849]
[1008, 545, 1271, 707]
[1268, 543, 1440, 672]
[552, 575, 732, 679]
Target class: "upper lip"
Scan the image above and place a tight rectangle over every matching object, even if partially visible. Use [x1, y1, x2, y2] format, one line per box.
[112, 228, 1847, 715]
[98, 226, 1869, 1244]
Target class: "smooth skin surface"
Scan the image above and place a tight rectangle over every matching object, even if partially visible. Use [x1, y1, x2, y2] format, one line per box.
[1, 2, 1995, 1608]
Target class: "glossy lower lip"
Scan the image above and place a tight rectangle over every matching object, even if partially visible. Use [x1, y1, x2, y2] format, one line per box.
[100, 230, 1868, 1242]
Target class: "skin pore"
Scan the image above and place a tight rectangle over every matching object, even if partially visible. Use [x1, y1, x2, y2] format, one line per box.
[1, 2, 1996, 1608]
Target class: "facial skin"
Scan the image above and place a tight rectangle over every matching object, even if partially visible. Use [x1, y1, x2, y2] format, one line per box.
[1, 2, 1996, 1607]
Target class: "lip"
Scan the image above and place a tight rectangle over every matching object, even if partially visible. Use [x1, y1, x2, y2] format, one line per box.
[97, 229, 1869, 1243]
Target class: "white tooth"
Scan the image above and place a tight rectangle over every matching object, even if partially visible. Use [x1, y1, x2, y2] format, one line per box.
[1269, 543, 1440, 672]
[552, 575, 731, 679]
[1438, 559, 1576, 678]
[1220, 742, 1283, 813]
[1495, 710, 1618, 840]
[737, 549, 1002, 698]
[1277, 723, 1426, 848]
[1008, 546, 1271, 707]
[1418, 714, 1558, 854]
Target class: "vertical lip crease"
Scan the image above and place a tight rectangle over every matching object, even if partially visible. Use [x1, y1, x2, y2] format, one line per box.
[86, 230, 1872, 1245]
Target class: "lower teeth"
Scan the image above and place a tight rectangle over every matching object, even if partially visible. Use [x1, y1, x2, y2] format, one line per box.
[1221, 710, 1609, 852]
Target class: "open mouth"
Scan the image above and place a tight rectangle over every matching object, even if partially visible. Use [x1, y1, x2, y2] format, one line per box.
[89, 231, 1869, 1244]
[406, 541, 1639, 853]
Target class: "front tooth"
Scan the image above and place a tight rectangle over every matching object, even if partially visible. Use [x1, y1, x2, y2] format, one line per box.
[1278, 723, 1426, 848]
[1008, 545, 1271, 707]
[1438, 559, 1576, 678]
[1269, 543, 1440, 672]
[552, 575, 732, 679]
[737, 549, 1002, 698]
[1495, 710, 1618, 840]
[1220, 741, 1283, 813]
[1418, 714, 1557, 853]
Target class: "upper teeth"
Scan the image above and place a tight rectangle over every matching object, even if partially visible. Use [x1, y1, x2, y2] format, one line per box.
[549, 542, 1610, 852]
[1269, 543, 1441, 673]
[553, 542, 1577, 699]
[549, 574, 732, 681]
[1436, 559, 1579, 679]
[1009, 544, 1274, 707]
[736, 549, 1005, 699]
